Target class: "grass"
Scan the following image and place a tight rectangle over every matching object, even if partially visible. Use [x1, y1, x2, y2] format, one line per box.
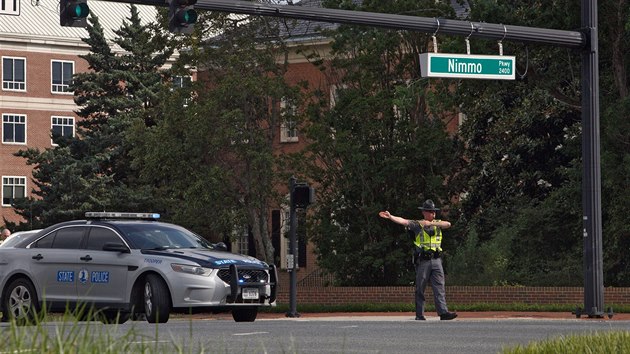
[502, 331, 630, 353]
[2, 311, 206, 354]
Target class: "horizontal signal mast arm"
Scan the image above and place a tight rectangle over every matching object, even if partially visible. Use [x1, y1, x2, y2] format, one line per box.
[118, 0, 586, 48]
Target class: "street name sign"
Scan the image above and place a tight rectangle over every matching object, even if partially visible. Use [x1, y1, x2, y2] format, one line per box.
[419, 53, 516, 80]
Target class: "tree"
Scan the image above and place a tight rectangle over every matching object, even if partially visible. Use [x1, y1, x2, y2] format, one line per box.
[132, 10, 300, 263]
[292, 0, 463, 285]
[12, 6, 174, 228]
[448, 0, 630, 286]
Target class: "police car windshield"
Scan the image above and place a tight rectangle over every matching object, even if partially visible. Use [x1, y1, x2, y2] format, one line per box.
[0, 230, 42, 248]
[116, 223, 212, 250]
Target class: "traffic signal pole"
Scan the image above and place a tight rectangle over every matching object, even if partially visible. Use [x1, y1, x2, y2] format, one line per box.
[110, 0, 603, 317]
[287, 176, 299, 318]
[581, 0, 604, 318]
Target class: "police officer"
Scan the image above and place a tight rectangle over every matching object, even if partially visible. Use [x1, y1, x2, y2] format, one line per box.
[379, 199, 457, 321]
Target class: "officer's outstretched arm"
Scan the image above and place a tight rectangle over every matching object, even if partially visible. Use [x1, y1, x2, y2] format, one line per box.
[379, 211, 409, 227]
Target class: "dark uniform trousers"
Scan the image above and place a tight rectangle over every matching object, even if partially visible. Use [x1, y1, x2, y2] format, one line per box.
[415, 257, 449, 317]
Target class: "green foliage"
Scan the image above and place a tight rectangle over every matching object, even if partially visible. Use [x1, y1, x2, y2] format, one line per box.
[503, 331, 630, 354]
[444, 1, 606, 287]
[443, 0, 630, 287]
[12, 7, 174, 228]
[131, 13, 299, 262]
[297, 0, 463, 285]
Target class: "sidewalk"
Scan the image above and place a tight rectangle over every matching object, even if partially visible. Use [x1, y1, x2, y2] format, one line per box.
[190, 311, 630, 321]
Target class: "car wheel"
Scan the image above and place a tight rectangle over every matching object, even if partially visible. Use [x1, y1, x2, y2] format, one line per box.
[99, 310, 130, 324]
[3, 277, 40, 325]
[232, 307, 258, 322]
[143, 274, 170, 323]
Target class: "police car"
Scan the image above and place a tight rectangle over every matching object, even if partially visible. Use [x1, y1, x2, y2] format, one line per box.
[0, 212, 277, 324]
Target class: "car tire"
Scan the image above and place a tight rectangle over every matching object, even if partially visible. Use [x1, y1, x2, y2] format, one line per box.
[2, 277, 41, 325]
[232, 307, 258, 322]
[143, 274, 170, 323]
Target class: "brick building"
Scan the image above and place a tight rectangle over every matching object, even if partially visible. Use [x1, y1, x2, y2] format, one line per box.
[1, 0, 159, 224]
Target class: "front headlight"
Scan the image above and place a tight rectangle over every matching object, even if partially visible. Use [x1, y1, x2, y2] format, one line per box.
[171, 263, 212, 276]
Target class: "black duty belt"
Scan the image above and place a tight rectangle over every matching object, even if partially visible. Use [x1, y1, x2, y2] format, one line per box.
[418, 249, 442, 260]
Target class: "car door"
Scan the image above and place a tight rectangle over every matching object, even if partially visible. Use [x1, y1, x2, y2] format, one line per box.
[76, 226, 129, 304]
[28, 226, 86, 304]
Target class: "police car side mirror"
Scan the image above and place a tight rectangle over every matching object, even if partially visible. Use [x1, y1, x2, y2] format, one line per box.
[213, 242, 227, 251]
[103, 242, 131, 253]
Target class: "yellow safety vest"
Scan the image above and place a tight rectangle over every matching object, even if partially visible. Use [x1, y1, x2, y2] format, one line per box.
[413, 220, 443, 251]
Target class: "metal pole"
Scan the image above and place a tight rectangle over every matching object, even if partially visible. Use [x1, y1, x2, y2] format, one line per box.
[581, 0, 604, 318]
[124, 0, 586, 48]
[286, 176, 300, 317]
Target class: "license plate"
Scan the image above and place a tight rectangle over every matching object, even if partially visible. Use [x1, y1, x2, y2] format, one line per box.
[242, 288, 259, 300]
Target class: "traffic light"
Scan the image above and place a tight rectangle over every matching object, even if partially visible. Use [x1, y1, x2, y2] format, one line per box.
[168, 0, 198, 34]
[292, 184, 315, 209]
[60, 0, 89, 28]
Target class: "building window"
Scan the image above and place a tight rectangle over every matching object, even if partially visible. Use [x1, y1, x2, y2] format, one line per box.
[51, 116, 75, 145]
[2, 57, 26, 91]
[172, 75, 193, 107]
[2, 176, 26, 207]
[173, 75, 191, 89]
[51, 60, 74, 93]
[231, 225, 249, 255]
[2, 114, 26, 144]
[280, 97, 298, 143]
[458, 112, 467, 127]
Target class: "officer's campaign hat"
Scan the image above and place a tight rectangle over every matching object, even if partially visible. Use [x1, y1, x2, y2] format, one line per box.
[418, 199, 440, 212]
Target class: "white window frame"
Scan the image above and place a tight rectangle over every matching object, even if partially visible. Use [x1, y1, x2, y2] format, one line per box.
[51, 116, 75, 145]
[2, 56, 26, 92]
[2, 113, 27, 145]
[51, 60, 74, 94]
[2, 176, 27, 207]
[173, 75, 192, 89]
[458, 112, 467, 127]
[172, 75, 193, 107]
[231, 225, 249, 255]
[329, 84, 349, 109]
[280, 97, 298, 143]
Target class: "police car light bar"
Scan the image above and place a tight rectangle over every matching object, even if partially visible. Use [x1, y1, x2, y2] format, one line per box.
[85, 212, 161, 220]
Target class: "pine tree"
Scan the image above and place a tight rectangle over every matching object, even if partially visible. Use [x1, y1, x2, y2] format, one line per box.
[12, 6, 174, 227]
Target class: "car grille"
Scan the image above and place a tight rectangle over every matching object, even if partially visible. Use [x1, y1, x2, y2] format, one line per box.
[217, 268, 269, 284]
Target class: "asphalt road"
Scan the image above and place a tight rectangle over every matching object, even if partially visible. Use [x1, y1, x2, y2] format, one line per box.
[3, 315, 629, 353]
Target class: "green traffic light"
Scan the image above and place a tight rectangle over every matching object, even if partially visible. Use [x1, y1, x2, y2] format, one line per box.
[176, 9, 198, 25]
[70, 2, 89, 19]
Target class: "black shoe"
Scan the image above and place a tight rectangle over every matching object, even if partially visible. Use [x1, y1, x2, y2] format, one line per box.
[439, 312, 457, 320]
[415, 316, 426, 320]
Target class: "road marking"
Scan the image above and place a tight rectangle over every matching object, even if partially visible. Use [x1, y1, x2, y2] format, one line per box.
[233, 332, 269, 336]
[130, 340, 171, 344]
[340, 325, 359, 328]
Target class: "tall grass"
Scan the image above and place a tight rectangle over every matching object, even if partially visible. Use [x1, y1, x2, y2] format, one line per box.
[1, 311, 201, 354]
[502, 331, 630, 354]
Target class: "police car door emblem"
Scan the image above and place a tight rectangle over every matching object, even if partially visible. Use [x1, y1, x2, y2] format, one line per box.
[78, 269, 89, 284]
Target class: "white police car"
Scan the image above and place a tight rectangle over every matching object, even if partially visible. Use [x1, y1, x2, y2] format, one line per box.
[0, 212, 277, 324]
